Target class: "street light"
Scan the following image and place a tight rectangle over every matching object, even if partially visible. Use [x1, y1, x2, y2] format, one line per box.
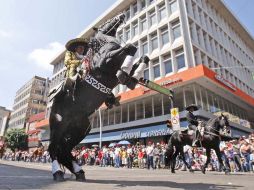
[98, 108, 103, 149]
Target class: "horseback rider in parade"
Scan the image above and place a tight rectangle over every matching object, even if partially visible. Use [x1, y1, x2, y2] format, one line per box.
[185, 104, 201, 146]
[64, 38, 88, 92]
[64, 38, 120, 108]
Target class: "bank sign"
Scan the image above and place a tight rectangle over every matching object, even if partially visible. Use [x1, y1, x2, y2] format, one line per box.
[120, 127, 172, 140]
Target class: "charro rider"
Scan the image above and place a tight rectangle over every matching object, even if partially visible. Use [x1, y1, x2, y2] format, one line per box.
[64, 38, 88, 88]
[64, 37, 120, 108]
[185, 104, 200, 146]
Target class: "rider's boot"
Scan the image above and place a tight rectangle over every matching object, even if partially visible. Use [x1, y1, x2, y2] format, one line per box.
[116, 44, 137, 89]
[64, 74, 80, 96]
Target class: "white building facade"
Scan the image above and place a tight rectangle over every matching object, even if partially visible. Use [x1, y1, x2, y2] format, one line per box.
[9, 76, 50, 129]
[46, 0, 254, 144]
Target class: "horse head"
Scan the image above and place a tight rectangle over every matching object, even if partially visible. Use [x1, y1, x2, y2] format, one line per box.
[219, 113, 231, 134]
[97, 12, 125, 36]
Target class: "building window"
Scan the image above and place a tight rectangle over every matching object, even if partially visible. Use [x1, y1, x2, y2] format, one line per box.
[141, 39, 148, 55]
[103, 109, 109, 126]
[153, 59, 160, 78]
[125, 27, 130, 41]
[122, 104, 128, 123]
[136, 101, 144, 120]
[154, 94, 163, 116]
[129, 103, 135, 121]
[150, 32, 158, 51]
[141, 0, 146, 10]
[172, 20, 181, 40]
[126, 9, 130, 21]
[133, 3, 138, 15]
[149, 0, 155, 5]
[144, 62, 149, 79]
[176, 48, 185, 69]
[140, 16, 147, 32]
[133, 42, 139, 59]
[161, 26, 169, 46]
[169, 0, 178, 14]
[163, 54, 172, 74]
[144, 97, 153, 118]
[158, 4, 166, 21]
[132, 21, 138, 37]
[119, 33, 123, 44]
[149, 10, 156, 27]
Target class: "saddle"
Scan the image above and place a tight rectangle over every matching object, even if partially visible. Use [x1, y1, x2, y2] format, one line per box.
[48, 80, 65, 102]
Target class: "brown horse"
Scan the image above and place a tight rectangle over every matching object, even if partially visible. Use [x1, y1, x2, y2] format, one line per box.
[32, 146, 44, 161]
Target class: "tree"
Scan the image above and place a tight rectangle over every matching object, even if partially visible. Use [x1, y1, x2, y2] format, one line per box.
[5, 128, 28, 151]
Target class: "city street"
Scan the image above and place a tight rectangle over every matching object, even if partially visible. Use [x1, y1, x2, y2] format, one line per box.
[0, 160, 254, 190]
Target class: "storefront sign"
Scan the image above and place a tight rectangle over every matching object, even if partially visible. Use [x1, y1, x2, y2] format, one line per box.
[171, 108, 180, 131]
[160, 78, 182, 86]
[146, 128, 172, 137]
[121, 131, 141, 139]
[215, 75, 236, 91]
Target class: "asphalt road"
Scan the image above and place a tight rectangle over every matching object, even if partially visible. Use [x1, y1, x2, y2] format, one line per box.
[0, 160, 253, 190]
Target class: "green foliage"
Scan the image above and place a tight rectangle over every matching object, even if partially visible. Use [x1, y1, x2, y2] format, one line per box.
[5, 128, 28, 151]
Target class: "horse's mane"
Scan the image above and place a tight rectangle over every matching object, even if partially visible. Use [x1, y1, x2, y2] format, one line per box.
[206, 116, 220, 128]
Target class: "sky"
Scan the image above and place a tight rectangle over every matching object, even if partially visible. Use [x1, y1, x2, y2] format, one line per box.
[0, 0, 253, 110]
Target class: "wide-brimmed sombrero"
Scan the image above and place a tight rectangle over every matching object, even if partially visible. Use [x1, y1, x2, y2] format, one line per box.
[65, 38, 88, 52]
[185, 104, 199, 111]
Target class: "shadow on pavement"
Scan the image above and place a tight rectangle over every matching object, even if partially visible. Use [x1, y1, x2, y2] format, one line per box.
[86, 179, 243, 190]
[0, 163, 60, 189]
[0, 163, 244, 190]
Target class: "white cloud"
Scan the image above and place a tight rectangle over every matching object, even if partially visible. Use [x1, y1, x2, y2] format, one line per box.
[0, 29, 12, 38]
[28, 42, 64, 71]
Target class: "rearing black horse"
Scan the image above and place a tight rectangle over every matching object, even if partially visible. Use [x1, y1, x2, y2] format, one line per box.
[48, 13, 143, 181]
[166, 115, 232, 174]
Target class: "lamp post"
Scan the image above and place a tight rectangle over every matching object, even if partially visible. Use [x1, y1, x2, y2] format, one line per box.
[98, 108, 102, 149]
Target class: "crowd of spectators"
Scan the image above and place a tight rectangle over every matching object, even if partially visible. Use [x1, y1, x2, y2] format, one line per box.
[1, 134, 254, 173]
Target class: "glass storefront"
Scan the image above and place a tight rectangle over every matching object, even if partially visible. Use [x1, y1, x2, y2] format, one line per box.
[91, 83, 253, 129]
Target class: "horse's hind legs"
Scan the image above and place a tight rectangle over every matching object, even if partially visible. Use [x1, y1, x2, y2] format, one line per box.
[72, 161, 86, 181]
[52, 160, 65, 182]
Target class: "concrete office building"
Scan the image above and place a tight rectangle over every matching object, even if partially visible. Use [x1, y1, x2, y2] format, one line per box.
[8, 76, 50, 129]
[44, 0, 254, 145]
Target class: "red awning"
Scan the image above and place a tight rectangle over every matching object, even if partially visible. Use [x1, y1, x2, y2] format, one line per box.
[27, 129, 40, 135]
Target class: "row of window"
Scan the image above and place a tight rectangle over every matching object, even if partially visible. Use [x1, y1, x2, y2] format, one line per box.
[189, 18, 254, 90]
[50, 70, 65, 89]
[10, 108, 27, 120]
[143, 48, 185, 80]
[91, 83, 251, 129]
[8, 118, 25, 128]
[118, 19, 181, 47]
[14, 88, 31, 104]
[13, 98, 29, 110]
[193, 46, 254, 97]
[125, 0, 178, 22]
[186, 0, 254, 74]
